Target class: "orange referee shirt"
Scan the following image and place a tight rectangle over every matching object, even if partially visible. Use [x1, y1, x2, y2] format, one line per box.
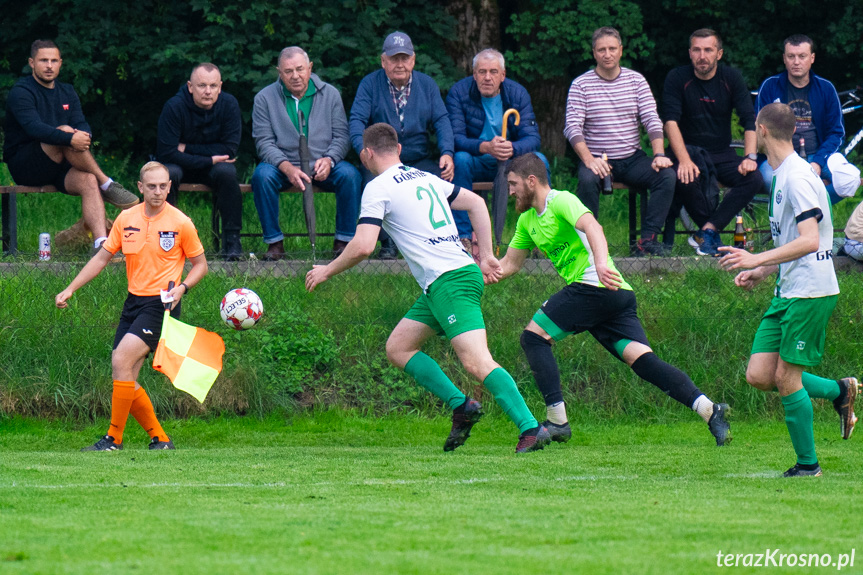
[103, 203, 205, 296]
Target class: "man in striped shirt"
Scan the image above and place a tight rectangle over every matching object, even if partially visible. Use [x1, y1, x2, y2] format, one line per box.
[564, 27, 674, 256]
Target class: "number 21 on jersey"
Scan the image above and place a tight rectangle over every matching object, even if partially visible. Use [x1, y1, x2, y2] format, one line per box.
[416, 184, 452, 229]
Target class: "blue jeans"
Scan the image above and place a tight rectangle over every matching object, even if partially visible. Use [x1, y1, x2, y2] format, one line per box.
[759, 154, 841, 204]
[452, 150, 551, 238]
[251, 161, 362, 243]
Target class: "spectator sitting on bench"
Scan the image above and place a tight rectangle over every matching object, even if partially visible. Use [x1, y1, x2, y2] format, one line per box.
[564, 27, 675, 256]
[251, 46, 361, 261]
[446, 48, 550, 255]
[3, 39, 139, 253]
[156, 62, 243, 261]
[662, 29, 762, 257]
[349, 31, 455, 260]
[756, 35, 853, 205]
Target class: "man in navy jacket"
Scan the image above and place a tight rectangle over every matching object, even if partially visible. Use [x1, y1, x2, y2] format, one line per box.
[349, 31, 454, 259]
[446, 49, 548, 247]
[156, 63, 243, 260]
[756, 35, 847, 204]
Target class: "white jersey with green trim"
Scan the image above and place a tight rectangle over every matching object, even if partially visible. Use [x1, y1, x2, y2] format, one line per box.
[768, 153, 839, 298]
[359, 163, 474, 290]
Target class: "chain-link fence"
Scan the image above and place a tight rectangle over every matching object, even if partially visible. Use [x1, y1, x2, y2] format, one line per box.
[2, 247, 861, 420]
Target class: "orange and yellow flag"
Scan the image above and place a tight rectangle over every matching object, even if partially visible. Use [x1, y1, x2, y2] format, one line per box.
[153, 311, 225, 403]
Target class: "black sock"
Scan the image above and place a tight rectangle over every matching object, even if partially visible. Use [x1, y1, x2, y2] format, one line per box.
[630, 352, 703, 408]
[520, 330, 562, 405]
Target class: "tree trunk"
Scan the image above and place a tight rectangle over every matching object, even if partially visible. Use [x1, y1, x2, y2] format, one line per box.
[446, 0, 501, 74]
[531, 80, 570, 158]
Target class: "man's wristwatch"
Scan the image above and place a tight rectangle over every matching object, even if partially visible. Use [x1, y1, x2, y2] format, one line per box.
[745, 153, 757, 162]
[324, 156, 335, 169]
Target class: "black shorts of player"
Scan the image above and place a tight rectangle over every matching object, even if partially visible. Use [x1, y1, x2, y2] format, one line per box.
[536, 282, 649, 360]
[113, 294, 182, 352]
[6, 141, 73, 192]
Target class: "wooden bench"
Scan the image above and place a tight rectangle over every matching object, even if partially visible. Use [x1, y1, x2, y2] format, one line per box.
[0, 180, 498, 255]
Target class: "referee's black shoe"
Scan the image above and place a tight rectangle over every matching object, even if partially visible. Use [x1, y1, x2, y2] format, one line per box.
[81, 435, 123, 451]
[708, 403, 732, 446]
[833, 377, 859, 440]
[148, 436, 175, 450]
[542, 420, 572, 443]
[444, 398, 483, 452]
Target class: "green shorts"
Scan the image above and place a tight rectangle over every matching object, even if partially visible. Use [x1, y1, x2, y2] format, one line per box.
[751, 295, 838, 366]
[404, 264, 486, 339]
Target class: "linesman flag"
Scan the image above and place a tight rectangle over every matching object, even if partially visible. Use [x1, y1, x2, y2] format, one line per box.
[153, 310, 225, 403]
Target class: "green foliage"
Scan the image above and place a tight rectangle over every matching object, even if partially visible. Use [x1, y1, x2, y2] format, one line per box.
[504, 0, 652, 82]
[228, 308, 338, 396]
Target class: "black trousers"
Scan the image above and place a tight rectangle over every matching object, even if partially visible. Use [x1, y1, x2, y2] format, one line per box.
[164, 162, 243, 234]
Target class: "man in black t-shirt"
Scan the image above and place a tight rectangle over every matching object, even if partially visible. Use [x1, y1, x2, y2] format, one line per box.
[3, 40, 139, 252]
[662, 29, 763, 256]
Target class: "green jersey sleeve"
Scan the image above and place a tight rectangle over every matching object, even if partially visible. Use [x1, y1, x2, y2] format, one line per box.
[510, 212, 535, 250]
[551, 191, 590, 229]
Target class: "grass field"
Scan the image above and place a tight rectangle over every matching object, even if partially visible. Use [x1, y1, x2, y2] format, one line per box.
[2, 413, 862, 575]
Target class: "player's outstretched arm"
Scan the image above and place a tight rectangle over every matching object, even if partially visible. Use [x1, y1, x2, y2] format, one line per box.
[491, 247, 529, 284]
[576, 212, 623, 290]
[451, 190, 492, 258]
[451, 190, 502, 280]
[305, 223, 379, 292]
[719, 217, 820, 272]
[55, 247, 114, 308]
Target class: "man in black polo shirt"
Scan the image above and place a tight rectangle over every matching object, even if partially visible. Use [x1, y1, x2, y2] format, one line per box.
[3, 40, 139, 251]
[662, 29, 762, 256]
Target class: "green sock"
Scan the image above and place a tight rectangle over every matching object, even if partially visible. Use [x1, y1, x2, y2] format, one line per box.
[483, 368, 538, 433]
[781, 388, 817, 465]
[801, 372, 841, 400]
[404, 352, 466, 411]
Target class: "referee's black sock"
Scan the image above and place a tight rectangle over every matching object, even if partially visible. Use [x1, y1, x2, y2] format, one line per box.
[520, 330, 562, 405]
[630, 352, 703, 408]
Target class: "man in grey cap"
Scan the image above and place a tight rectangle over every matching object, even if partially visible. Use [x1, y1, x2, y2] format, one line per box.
[349, 31, 455, 259]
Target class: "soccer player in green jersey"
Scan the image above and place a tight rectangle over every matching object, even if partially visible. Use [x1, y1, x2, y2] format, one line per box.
[720, 103, 859, 477]
[306, 123, 550, 453]
[489, 152, 731, 445]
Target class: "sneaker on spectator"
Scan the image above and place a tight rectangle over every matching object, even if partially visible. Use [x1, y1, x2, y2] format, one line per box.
[634, 234, 668, 257]
[377, 238, 398, 260]
[101, 181, 140, 210]
[689, 228, 723, 257]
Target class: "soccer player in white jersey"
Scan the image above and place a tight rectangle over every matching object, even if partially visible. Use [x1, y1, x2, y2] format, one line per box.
[488, 152, 731, 446]
[720, 103, 859, 477]
[306, 123, 550, 453]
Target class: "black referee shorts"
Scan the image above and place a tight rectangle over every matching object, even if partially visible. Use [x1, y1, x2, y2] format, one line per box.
[6, 141, 73, 192]
[113, 294, 182, 352]
[532, 282, 649, 359]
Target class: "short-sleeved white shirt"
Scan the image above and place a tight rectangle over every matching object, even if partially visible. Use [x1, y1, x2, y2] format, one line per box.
[768, 153, 839, 298]
[359, 163, 474, 290]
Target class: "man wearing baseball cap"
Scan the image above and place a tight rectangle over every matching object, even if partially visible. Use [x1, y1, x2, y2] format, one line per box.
[350, 31, 456, 259]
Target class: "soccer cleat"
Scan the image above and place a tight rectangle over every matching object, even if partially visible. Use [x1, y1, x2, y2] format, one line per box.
[689, 228, 723, 257]
[833, 377, 860, 440]
[542, 420, 572, 443]
[444, 398, 483, 452]
[515, 425, 551, 453]
[708, 403, 732, 446]
[148, 436, 175, 450]
[81, 435, 123, 451]
[783, 463, 822, 477]
[101, 181, 140, 210]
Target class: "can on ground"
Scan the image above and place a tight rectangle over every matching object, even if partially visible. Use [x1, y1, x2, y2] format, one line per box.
[38, 232, 51, 261]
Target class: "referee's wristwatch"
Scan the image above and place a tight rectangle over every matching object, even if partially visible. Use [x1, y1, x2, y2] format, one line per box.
[180, 282, 190, 294]
[745, 153, 757, 162]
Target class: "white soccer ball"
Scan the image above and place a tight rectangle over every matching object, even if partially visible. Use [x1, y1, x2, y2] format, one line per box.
[220, 288, 264, 330]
